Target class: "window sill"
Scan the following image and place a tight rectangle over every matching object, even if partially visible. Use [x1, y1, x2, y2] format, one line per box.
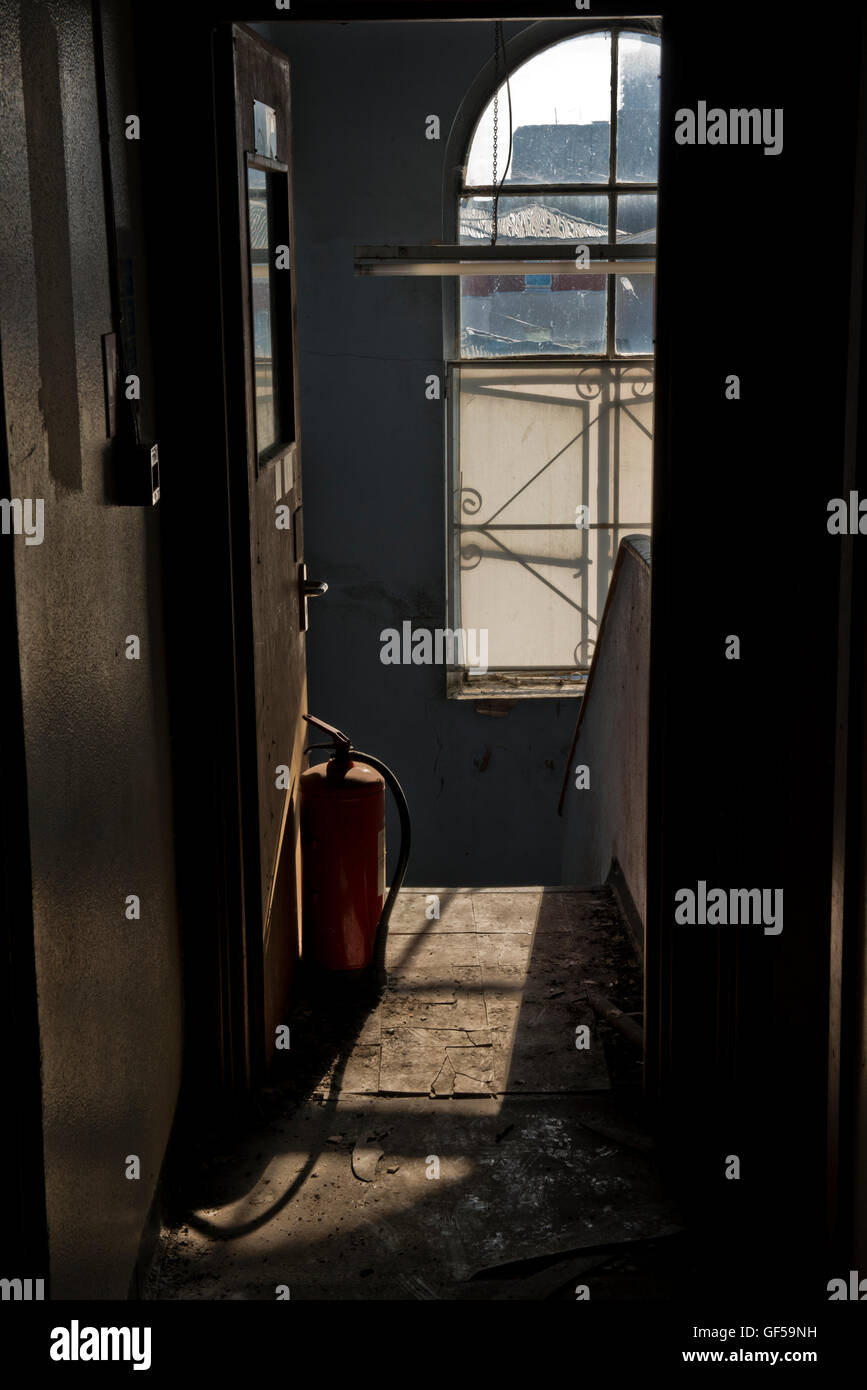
[447, 671, 588, 700]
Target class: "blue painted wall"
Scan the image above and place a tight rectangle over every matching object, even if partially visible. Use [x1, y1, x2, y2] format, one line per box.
[264, 20, 584, 886]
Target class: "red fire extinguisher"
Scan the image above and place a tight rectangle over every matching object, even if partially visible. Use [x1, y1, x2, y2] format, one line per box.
[300, 714, 411, 975]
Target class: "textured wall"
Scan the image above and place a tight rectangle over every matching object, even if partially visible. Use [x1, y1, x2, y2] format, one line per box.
[561, 537, 650, 919]
[0, 0, 182, 1298]
[262, 19, 585, 886]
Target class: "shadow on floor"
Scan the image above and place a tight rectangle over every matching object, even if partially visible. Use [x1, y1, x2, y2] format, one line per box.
[150, 887, 690, 1300]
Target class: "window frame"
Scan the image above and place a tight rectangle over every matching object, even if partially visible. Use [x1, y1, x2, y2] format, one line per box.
[444, 19, 659, 699]
[245, 151, 296, 476]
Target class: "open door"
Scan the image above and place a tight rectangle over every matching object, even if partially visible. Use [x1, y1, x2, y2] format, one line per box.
[214, 23, 322, 1085]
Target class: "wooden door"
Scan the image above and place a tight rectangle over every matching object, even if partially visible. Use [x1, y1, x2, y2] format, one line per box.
[214, 22, 319, 1083]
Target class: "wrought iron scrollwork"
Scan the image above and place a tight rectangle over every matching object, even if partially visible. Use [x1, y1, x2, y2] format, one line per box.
[622, 365, 654, 399]
[573, 636, 596, 666]
[460, 537, 484, 570]
[573, 365, 603, 401]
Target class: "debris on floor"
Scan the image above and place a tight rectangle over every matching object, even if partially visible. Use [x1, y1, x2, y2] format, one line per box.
[148, 887, 680, 1301]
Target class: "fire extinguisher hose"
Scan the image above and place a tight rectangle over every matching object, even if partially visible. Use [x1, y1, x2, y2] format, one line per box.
[349, 750, 412, 981]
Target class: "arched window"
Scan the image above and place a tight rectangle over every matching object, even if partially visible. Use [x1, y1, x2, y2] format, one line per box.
[448, 24, 659, 693]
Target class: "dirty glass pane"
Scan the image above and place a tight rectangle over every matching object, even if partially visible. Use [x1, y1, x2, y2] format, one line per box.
[460, 194, 608, 244]
[465, 33, 612, 186]
[615, 275, 654, 354]
[615, 193, 657, 243]
[460, 275, 607, 357]
[253, 99, 277, 159]
[459, 194, 609, 357]
[248, 166, 277, 456]
[616, 33, 661, 182]
[453, 364, 653, 669]
[614, 192, 655, 351]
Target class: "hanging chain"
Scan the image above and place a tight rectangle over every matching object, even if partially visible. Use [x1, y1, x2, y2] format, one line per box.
[491, 21, 500, 246]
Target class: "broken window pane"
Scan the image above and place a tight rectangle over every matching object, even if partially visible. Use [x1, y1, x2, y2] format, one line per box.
[460, 275, 607, 357]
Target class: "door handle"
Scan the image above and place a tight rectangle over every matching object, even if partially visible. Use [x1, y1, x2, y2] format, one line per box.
[298, 562, 328, 632]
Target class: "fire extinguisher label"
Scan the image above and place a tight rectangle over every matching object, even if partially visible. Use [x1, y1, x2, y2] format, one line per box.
[377, 828, 386, 898]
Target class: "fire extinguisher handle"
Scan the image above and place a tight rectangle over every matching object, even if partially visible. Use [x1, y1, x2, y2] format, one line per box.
[302, 713, 352, 756]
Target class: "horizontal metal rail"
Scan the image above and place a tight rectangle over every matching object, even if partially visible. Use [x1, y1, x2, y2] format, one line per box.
[359, 261, 655, 276]
[356, 243, 655, 276]
[461, 183, 657, 198]
[357, 242, 655, 261]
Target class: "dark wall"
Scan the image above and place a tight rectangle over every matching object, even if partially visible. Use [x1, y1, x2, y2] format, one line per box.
[646, 7, 863, 1290]
[132, 9, 248, 1105]
[261, 18, 581, 887]
[0, 0, 182, 1297]
[829, 13, 867, 1275]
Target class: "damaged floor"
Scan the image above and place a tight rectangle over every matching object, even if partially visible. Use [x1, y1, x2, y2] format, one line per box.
[149, 887, 686, 1300]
